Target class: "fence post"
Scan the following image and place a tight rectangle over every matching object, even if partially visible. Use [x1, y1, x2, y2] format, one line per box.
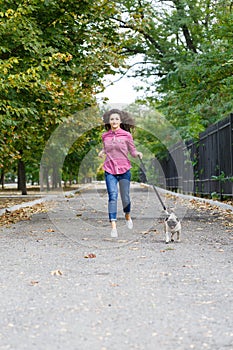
[230, 113, 233, 197]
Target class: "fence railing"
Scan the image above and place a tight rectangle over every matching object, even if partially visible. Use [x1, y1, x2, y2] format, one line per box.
[153, 113, 233, 199]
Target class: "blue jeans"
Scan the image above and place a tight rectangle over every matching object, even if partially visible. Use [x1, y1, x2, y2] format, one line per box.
[104, 170, 131, 221]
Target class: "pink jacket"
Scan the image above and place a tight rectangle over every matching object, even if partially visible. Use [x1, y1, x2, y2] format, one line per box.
[102, 128, 138, 175]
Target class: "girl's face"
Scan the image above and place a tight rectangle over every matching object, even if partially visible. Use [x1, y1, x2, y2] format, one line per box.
[109, 113, 121, 131]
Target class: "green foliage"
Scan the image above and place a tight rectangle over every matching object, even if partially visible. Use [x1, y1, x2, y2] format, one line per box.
[62, 125, 104, 183]
[113, 0, 233, 139]
[0, 0, 126, 187]
[2, 0, 233, 186]
[212, 171, 233, 183]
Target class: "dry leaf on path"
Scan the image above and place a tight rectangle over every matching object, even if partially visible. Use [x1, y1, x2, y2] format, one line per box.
[84, 253, 96, 258]
[110, 283, 119, 287]
[50, 270, 63, 276]
[30, 281, 39, 286]
[46, 228, 55, 233]
[141, 230, 150, 235]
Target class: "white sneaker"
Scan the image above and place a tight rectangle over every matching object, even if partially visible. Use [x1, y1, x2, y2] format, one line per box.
[126, 218, 133, 230]
[111, 228, 118, 238]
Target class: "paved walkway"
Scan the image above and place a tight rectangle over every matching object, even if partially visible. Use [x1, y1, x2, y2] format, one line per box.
[0, 183, 232, 350]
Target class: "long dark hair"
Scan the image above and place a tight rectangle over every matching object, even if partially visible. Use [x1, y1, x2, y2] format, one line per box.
[102, 109, 135, 133]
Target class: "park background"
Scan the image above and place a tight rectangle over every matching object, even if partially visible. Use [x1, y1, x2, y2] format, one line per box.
[1, 0, 233, 201]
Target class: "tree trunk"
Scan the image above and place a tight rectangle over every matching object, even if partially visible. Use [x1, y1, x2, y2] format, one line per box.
[0, 169, 4, 189]
[52, 165, 57, 189]
[18, 159, 27, 195]
[46, 168, 50, 191]
[52, 164, 61, 189]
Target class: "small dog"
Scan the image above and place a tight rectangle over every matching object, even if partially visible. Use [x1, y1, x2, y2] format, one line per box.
[164, 212, 181, 244]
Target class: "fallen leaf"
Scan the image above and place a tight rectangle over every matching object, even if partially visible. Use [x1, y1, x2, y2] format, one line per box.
[141, 230, 150, 235]
[51, 270, 63, 276]
[65, 193, 74, 198]
[84, 253, 96, 258]
[46, 228, 55, 233]
[30, 281, 39, 285]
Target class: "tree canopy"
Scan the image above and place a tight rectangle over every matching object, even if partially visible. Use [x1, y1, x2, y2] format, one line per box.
[112, 0, 233, 138]
[0, 0, 126, 190]
[1, 0, 233, 191]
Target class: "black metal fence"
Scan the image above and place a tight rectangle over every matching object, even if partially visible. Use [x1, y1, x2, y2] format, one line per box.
[153, 113, 233, 199]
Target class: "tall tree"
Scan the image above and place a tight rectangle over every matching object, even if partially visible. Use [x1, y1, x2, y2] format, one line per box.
[111, 0, 233, 138]
[0, 0, 126, 192]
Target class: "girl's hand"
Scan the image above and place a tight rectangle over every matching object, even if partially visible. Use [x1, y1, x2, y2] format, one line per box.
[137, 152, 143, 159]
[98, 149, 105, 158]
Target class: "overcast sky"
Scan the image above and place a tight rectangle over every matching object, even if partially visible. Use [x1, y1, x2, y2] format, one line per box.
[97, 74, 145, 105]
[97, 55, 148, 105]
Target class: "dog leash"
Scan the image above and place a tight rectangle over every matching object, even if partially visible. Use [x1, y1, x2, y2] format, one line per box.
[138, 156, 168, 214]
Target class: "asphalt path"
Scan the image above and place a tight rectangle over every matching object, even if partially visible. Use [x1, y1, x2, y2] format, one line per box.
[0, 183, 232, 350]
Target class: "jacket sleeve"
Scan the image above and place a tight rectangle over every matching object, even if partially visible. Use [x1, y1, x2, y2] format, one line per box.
[102, 134, 106, 152]
[127, 134, 138, 157]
